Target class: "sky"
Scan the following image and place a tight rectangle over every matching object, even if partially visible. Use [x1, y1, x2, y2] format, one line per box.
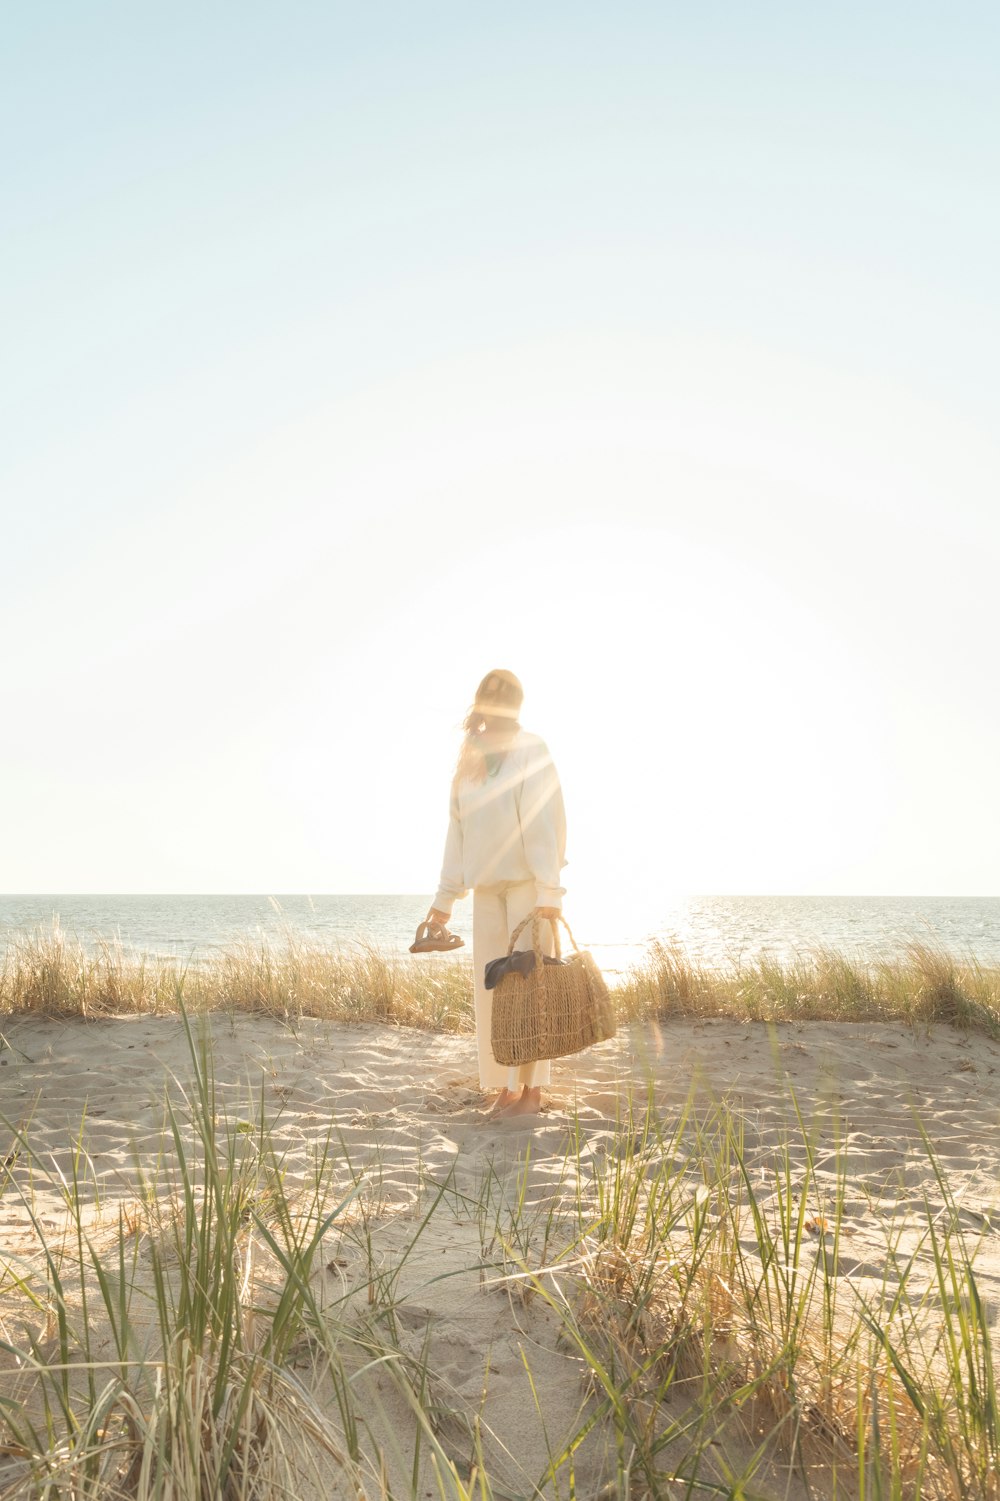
[2, 2, 998, 902]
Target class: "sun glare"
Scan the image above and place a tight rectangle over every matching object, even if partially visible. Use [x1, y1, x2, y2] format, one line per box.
[498, 522, 892, 907]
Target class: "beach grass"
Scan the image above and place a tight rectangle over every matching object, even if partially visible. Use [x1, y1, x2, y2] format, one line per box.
[1, 1015, 998, 1498]
[617, 939, 1000, 1034]
[0, 923, 472, 1031]
[0, 1011, 370, 1498]
[2, 922, 999, 1036]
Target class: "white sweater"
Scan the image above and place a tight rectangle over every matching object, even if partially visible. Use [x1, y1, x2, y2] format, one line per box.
[433, 731, 567, 915]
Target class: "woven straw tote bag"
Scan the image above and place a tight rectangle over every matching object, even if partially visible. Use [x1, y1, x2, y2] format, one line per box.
[490, 914, 617, 1068]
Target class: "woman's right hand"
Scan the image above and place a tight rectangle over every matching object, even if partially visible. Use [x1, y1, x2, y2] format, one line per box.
[427, 908, 452, 927]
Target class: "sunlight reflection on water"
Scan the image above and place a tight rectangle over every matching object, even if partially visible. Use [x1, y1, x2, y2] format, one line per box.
[1, 893, 998, 975]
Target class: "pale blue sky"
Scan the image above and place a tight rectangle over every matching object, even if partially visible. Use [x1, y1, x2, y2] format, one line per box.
[2, 3, 998, 898]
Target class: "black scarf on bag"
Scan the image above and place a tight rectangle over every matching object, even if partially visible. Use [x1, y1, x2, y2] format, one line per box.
[483, 950, 565, 991]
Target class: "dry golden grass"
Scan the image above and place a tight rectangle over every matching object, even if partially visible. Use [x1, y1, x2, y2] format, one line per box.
[617, 939, 1000, 1034]
[0, 923, 473, 1030]
[3, 923, 999, 1038]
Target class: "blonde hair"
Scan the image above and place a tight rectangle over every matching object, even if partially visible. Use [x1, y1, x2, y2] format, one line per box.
[454, 669, 523, 785]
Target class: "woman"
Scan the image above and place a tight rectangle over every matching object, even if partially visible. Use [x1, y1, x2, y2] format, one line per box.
[427, 669, 567, 1118]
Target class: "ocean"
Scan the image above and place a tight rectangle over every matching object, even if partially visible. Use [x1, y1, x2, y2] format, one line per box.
[1, 893, 998, 975]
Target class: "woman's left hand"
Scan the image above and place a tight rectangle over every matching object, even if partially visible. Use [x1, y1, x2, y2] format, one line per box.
[534, 906, 560, 920]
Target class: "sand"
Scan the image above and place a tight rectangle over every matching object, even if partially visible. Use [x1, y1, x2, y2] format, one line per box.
[2, 1012, 1000, 1496]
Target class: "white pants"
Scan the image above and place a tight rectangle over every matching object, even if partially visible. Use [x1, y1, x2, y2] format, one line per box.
[472, 880, 554, 1092]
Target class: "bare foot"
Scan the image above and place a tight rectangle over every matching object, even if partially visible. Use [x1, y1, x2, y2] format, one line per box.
[498, 1086, 543, 1117]
[487, 1088, 517, 1115]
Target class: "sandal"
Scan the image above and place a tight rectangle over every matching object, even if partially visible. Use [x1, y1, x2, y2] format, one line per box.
[408, 921, 465, 954]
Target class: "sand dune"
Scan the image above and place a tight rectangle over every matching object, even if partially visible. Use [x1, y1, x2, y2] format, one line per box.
[2, 1013, 999, 1496]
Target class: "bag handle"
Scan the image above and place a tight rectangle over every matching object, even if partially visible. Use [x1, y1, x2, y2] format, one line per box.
[506, 911, 580, 959]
